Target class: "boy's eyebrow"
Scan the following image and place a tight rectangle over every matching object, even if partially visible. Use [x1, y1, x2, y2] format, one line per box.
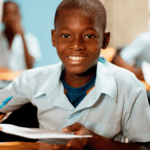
[84, 27, 97, 32]
[60, 27, 98, 32]
[59, 27, 71, 31]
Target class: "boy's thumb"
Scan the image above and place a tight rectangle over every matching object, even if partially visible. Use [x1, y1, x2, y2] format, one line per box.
[62, 127, 70, 133]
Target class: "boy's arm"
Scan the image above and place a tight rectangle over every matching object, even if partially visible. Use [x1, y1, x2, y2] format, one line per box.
[11, 20, 34, 69]
[49, 122, 149, 150]
[20, 31, 34, 69]
[65, 122, 149, 150]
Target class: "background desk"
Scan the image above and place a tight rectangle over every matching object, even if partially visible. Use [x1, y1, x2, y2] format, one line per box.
[0, 68, 23, 81]
[0, 67, 23, 89]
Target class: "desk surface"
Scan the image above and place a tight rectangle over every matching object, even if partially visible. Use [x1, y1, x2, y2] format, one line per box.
[0, 68, 23, 81]
[0, 142, 52, 150]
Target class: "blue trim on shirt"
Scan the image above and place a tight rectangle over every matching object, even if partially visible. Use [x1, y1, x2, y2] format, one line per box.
[99, 57, 105, 63]
[61, 69, 96, 107]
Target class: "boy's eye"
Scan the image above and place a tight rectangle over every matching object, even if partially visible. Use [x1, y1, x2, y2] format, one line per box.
[85, 35, 96, 39]
[61, 34, 70, 38]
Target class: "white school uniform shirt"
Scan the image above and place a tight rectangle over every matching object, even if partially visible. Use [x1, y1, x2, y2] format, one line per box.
[120, 31, 150, 67]
[0, 57, 150, 143]
[0, 32, 41, 70]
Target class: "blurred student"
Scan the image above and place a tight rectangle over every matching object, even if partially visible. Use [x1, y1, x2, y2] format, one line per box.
[0, 1, 41, 70]
[0, 1, 40, 142]
[113, 31, 150, 80]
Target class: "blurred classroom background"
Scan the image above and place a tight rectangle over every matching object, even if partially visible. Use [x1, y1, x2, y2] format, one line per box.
[0, 0, 150, 143]
[101, 0, 149, 47]
[1, 0, 62, 68]
[1, 0, 150, 67]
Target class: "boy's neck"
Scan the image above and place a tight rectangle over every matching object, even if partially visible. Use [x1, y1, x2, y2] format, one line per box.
[64, 66, 97, 88]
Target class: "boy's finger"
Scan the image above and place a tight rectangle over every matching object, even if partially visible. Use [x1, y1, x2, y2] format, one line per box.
[62, 122, 84, 133]
[67, 138, 81, 149]
[49, 144, 66, 150]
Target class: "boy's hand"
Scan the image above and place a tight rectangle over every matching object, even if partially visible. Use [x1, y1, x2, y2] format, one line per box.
[49, 122, 92, 150]
[63, 122, 92, 149]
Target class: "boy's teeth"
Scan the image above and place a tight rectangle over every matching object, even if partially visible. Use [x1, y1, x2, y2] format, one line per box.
[69, 56, 84, 60]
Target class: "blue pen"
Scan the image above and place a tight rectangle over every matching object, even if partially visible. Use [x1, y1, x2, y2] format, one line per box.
[0, 96, 13, 109]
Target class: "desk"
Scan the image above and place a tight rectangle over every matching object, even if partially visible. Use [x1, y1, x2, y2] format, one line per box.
[0, 142, 52, 150]
[0, 68, 23, 81]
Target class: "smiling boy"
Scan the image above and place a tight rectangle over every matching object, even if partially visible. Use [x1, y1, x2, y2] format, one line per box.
[0, 0, 150, 149]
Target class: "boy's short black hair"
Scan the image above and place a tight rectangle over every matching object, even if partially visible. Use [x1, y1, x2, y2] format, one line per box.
[54, 0, 106, 32]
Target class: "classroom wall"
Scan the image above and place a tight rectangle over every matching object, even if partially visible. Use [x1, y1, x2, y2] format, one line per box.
[101, 0, 149, 48]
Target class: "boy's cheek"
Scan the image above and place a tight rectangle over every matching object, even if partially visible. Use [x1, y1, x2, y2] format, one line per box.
[56, 45, 68, 54]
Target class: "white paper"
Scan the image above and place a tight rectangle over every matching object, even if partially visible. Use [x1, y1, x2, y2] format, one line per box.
[0, 124, 92, 139]
[142, 61, 150, 85]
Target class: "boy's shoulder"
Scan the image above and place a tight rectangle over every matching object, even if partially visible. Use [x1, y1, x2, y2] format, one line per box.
[101, 61, 146, 101]
[107, 61, 144, 88]
[99, 57, 136, 81]
[14, 62, 63, 98]
[21, 62, 62, 80]
[98, 56, 144, 88]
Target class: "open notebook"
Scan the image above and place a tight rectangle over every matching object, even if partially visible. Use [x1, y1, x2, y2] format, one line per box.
[0, 124, 92, 139]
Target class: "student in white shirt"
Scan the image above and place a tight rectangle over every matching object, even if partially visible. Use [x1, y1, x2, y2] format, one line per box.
[0, 1, 41, 70]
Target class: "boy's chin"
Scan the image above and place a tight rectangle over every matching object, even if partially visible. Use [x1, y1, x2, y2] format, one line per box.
[65, 67, 95, 76]
[65, 67, 86, 76]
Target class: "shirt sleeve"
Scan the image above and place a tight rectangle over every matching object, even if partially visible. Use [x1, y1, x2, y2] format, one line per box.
[25, 33, 42, 61]
[122, 81, 150, 142]
[120, 32, 150, 66]
[0, 71, 32, 113]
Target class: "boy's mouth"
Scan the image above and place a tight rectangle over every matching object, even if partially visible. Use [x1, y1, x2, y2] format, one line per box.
[67, 56, 86, 64]
[68, 56, 85, 61]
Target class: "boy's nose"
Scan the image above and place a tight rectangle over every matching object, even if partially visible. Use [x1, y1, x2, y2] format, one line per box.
[69, 36, 85, 51]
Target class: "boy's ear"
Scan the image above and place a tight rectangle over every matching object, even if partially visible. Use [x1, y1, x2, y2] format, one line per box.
[51, 29, 56, 47]
[102, 32, 110, 49]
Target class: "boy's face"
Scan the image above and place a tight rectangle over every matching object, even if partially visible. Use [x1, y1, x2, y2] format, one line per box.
[52, 9, 110, 75]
